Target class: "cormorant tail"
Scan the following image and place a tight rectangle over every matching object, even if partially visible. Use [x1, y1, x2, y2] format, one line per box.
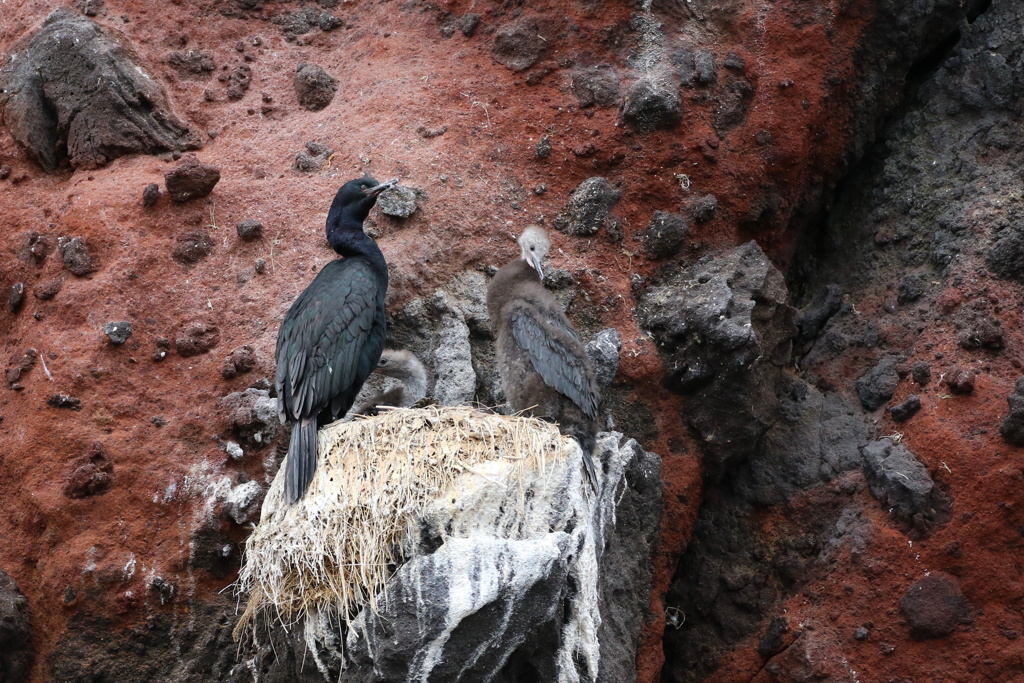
[285, 418, 318, 504]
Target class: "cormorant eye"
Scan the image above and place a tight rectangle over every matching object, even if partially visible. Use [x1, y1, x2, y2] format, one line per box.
[379, 358, 389, 365]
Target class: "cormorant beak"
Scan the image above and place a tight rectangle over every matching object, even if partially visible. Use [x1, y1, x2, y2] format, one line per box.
[363, 178, 399, 197]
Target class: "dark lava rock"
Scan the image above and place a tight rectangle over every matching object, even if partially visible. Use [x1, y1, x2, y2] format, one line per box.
[222, 388, 278, 446]
[570, 65, 621, 108]
[6, 348, 38, 387]
[294, 140, 333, 172]
[49, 393, 82, 410]
[164, 154, 220, 202]
[149, 577, 178, 605]
[856, 356, 900, 410]
[985, 228, 1024, 283]
[553, 177, 621, 236]
[688, 194, 718, 223]
[912, 361, 932, 386]
[757, 616, 790, 658]
[175, 321, 220, 357]
[142, 183, 161, 207]
[58, 236, 97, 276]
[889, 394, 921, 422]
[897, 274, 926, 304]
[638, 242, 796, 479]
[273, 7, 342, 40]
[222, 344, 257, 379]
[63, 441, 114, 498]
[713, 77, 756, 134]
[168, 49, 215, 77]
[377, 185, 418, 218]
[33, 277, 63, 301]
[958, 317, 1004, 351]
[723, 52, 746, 71]
[103, 321, 132, 345]
[0, 9, 197, 172]
[223, 64, 252, 101]
[642, 211, 689, 259]
[0, 164, 9, 179]
[795, 284, 842, 347]
[999, 377, 1024, 446]
[492, 18, 546, 72]
[862, 438, 948, 535]
[293, 62, 337, 111]
[8, 283, 25, 313]
[440, 13, 481, 38]
[18, 231, 53, 264]
[172, 230, 214, 266]
[0, 568, 33, 682]
[621, 79, 682, 133]
[235, 219, 264, 242]
[536, 136, 552, 158]
[900, 573, 970, 639]
[943, 366, 975, 395]
[672, 46, 717, 86]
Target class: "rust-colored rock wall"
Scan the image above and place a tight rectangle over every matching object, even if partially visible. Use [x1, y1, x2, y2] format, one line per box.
[1, 0, 1019, 680]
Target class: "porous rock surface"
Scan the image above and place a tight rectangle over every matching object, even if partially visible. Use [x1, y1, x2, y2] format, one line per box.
[1, 0, 1022, 681]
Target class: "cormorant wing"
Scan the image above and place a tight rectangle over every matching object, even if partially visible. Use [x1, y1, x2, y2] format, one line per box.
[509, 303, 599, 419]
[276, 259, 385, 423]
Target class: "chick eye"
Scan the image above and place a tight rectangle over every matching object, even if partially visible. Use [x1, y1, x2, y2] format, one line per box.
[379, 358, 389, 365]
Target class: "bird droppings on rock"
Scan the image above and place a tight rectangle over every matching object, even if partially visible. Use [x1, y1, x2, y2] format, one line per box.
[235, 219, 264, 242]
[164, 154, 220, 202]
[172, 230, 214, 265]
[900, 573, 971, 639]
[48, 393, 82, 411]
[142, 183, 161, 207]
[897, 274, 926, 305]
[167, 49, 215, 77]
[149, 577, 178, 605]
[553, 177, 621, 236]
[103, 321, 132, 345]
[856, 356, 900, 410]
[18, 232, 53, 264]
[999, 377, 1024, 446]
[571, 64, 621, 108]
[621, 79, 682, 133]
[152, 337, 170, 362]
[58, 236, 97, 276]
[225, 441, 245, 461]
[175, 321, 220, 357]
[293, 140, 332, 172]
[222, 388, 278, 446]
[223, 480, 263, 525]
[377, 185, 418, 218]
[8, 283, 25, 313]
[293, 62, 337, 111]
[32, 277, 63, 301]
[642, 211, 690, 259]
[0, 9, 198, 171]
[889, 394, 921, 422]
[222, 344, 257, 379]
[943, 366, 975, 395]
[491, 18, 547, 72]
[63, 442, 114, 498]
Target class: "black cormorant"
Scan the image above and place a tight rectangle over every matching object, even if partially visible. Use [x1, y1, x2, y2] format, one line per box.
[486, 225, 601, 489]
[275, 176, 397, 504]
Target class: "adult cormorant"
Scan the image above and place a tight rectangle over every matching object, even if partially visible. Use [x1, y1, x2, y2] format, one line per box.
[275, 176, 397, 504]
[486, 226, 601, 489]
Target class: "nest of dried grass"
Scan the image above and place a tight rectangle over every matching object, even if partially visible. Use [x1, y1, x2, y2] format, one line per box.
[233, 405, 571, 641]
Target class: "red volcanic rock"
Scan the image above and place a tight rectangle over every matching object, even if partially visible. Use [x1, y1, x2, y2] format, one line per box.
[175, 321, 220, 357]
[164, 154, 220, 203]
[943, 366, 976, 395]
[63, 442, 114, 499]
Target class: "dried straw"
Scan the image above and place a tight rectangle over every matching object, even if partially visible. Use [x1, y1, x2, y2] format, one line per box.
[233, 405, 571, 641]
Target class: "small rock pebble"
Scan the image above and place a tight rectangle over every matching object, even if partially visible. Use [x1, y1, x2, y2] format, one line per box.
[103, 321, 132, 345]
[236, 219, 264, 241]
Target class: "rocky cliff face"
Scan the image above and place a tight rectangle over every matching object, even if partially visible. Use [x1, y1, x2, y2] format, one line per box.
[2, 0, 1023, 681]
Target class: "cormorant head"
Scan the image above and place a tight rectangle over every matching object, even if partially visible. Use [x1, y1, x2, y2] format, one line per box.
[518, 225, 549, 279]
[329, 176, 399, 229]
